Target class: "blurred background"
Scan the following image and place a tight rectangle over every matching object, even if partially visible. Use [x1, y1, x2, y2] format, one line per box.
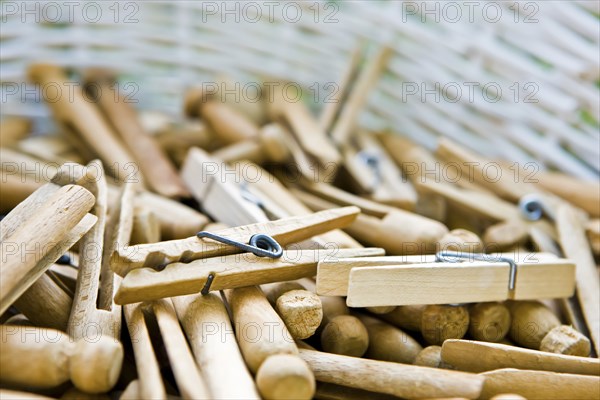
[1, 1, 599, 178]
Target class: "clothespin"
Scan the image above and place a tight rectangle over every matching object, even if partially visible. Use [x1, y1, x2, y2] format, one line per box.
[341, 131, 417, 210]
[321, 251, 576, 307]
[0, 166, 97, 315]
[65, 161, 130, 341]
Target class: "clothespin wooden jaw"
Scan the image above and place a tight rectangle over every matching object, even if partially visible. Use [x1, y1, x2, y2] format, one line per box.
[316, 252, 575, 307]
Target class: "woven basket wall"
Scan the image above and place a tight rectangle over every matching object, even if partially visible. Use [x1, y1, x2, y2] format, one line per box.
[1, 1, 599, 179]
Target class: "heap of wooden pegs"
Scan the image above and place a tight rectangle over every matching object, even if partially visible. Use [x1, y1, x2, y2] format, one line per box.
[1, 55, 599, 400]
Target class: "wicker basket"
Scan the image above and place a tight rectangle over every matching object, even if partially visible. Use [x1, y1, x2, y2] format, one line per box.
[1, 0, 598, 178]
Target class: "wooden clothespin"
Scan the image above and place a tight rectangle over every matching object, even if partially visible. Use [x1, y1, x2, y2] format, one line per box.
[341, 131, 417, 210]
[335, 251, 575, 307]
[0, 171, 97, 315]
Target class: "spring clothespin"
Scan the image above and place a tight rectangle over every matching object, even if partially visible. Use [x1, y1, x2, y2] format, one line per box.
[316, 251, 575, 307]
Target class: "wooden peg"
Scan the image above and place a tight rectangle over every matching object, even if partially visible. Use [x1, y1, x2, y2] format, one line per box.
[152, 299, 211, 399]
[173, 293, 260, 399]
[348, 131, 418, 209]
[298, 348, 484, 399]
[414, 345, 453, 369]
[211, 123, 290, 165]
[0, 325, 122, 393]
[320, 315, 369, 357]
[507, 300, 591, 356]
[124, 302, 166, 399]
[255, 354, 315, 400]
[330, 46, 393, 145]
[181, 147, 269, 226]
[115, 247, 382, 305]
[0, 184, 95, 314]
[356, 313, 422, 364]
[345, 253, 575, 307]
[441, 339, 600, 376]
[130, 207, 160, 245]
[27, 64, 136, 183]
[67, 163, 131, 341]
[85, 73, 189, 198]
[557, 204, 600, 354]
[113, 206, 361, 272]
[480, 368, 599, 400]
[468, 302, 511, 342]
[377, 133, 447, 220]
[0, 168, 44, 213]
[268, 85, 341, 171]
[0, 390, 54, 400]
[586, 218, 600, 256]
[200, 101, 260, 145]
[294, 188, 448, 254]
[274, 289, 323, 340]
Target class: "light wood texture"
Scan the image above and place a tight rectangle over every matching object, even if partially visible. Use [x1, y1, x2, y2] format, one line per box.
[241, 162, 361, 248]
[0, 325, 122, 393]
[417, 180, 522, 222]
[200, 101, 259, 144]
[468, 302, 511, 342]
[317, 252, 562, 296]
[330, 46, 392, 145]
[442, 339, 600, 375]
[0, 169, 44, 213]
[173, 293, 259, 399]
[320, 315, 369, 357]
[115, 247, 381, 305]
[269, 86, 340, 168]
[124, 303, 166, 399]
[480, 368, 599, 400]
[0, 390, 54, 400]
[181, 147, 268, 226]
[537, 171, 600, 217]
[132, 190, 209, 240]
[224, 286, 298, 373]
[0, 117, 31, 145]
[27, 64, 135, 182]
[211, 124, 290, 164]
[152, 299, 211, 400]
[275, 289, 323, 340]
[421, 304, 470, 345]
[557, 204, 600, 354]
[113, 206, 361, 271]
[356, 314, 422, 364]
[0, 184, 95, 314]
[295, 188, 448, 254]
[88, 75, 188, 198]
[13, 272, 72, 331]
[130, 207, 160, 245]
[255, 354, 315, 400]
[345, 255, 574, 307]
[298, 348, 484, 399]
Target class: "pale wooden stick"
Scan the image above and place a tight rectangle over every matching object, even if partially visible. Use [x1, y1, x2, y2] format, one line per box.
[173, 293, 259, 399]
[442, 339, 600, 375]
[330, 46, 393, 145]
[124, 302, 166, 399]
[130, 207, 160, 245]
[152, 299, 211, 400]
[298, 348, 484, 399]
[201, 101, 259, 145]
[87, 74, 189, 198]
[0, 169, 44, 213]
[314, 382, 401, 400]
[480, 368, 599, 400]
[0, 390, 54, 400]
[27, 64, 136, 183]
[0, 185, 95, 314]
[586, 218, 600, 256]
[557, 204, 600, 354]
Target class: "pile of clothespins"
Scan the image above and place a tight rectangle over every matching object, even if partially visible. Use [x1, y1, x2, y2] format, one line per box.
[1, 61, 599, 400]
